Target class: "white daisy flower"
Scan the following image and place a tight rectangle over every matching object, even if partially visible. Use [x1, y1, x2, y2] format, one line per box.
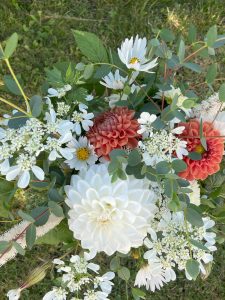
[6, 154, 45, 189]
[71, 104, 94, 135]
[118, 35, 158, 73]
[65, 136, 97, 170]
[134, 262, 167, 292]
[100, 70, 127, 90]
[65, 164, 157, 255]
[42, 287, 68, 300]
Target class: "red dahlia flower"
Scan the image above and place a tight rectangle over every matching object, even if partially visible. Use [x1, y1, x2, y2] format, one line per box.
[178, 119, 224, 180]
[87, 107, 140, 159]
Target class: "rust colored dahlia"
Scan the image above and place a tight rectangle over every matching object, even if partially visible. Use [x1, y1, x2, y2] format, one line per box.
[87, 106, 140, 159]
[178, 119, 224, 180]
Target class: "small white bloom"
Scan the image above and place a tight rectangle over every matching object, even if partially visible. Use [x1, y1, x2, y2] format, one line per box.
[53, 258, 65, 265]
[100, 70, 127, 90]
[94, 272, 115, 294]
[137, 112, 157, 135]
[65, 136, 97, 170]
[71, 104, 94, 135]
[85, 94, 94, 101]
[118, 35, 158, 73]
[7, 289, 21, 300]
[57, 102, 70, 117]
[84, 290, 109, 300]
[45, 108, 73, 136]
[48, 84, 71, 99]
[42, 287, 67, 300]
[189, 180, 201, 206]
[45, 133, 73, 161]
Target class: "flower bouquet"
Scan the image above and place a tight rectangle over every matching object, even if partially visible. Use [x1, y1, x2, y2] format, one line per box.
[0, 26, 225, 299]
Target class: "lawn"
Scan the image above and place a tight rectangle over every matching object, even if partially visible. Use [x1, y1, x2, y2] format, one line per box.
[0, 0, 225, 299]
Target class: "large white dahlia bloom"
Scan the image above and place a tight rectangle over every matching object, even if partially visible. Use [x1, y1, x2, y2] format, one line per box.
[65, 164, 158, 255]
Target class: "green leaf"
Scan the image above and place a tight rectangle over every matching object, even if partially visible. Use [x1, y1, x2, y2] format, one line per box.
[48, 188, 64, 203]
[12, 241, 25, 256]
[18, 210, 35, 222]
[183, 62, 202, 73]
[132, 287, 146, 299]
[3, 74, 22, 95]
[4, 32, 18, 58]
[168, 193, 180, 212]
[186, 207, 203, 227]
[199, 119, 207, 151]
[26, 224, 36, 249]
[30, 95, 43, 117]
[182, 99, 196, 109]
[83, 64, 94, 79]
[48, 201, 64, 217]
[190, 239, 209, 251]
[0, 179, 17, 217]
[186, 259, 200, 280]
[31, 206, 50, 226]
[73, 30, 108, 62]
[156, 161, 170, 174]
[188, 24, 197, 43]
[206, 25, 217, 47]
[0, 241, 10, 253]
[206, 63, 217, 84]
[36, 220, 73, 245]
[219, 83, 225, 102]
[164, 178, 178, 198]
[172, 159, 187, 172]
[110, 257, 120, 271]
[45, 67, 63, 87]
[118, 267, 130, 281]
[178, 40, 185, 63]
[8, 112, 29, 129]
[160, 28, 175, 42]
[128, 150, 142, 166]
[188, 152, 202, 161]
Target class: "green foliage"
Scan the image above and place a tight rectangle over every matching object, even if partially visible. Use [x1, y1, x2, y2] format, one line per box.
[118, 266, 130, 281]
[219, 83, 225, 102]
[186, 259, 200, 280]
[4, 32, 18, 59]
[30, 95, 43, 117]
[186, 207, 203, 227]
[3, 74, 22, 95]
[48, 201, 64, 217]
[26, 224, 36, 250]
[31, 206, 50, 226]
[206, 25, 217, 47]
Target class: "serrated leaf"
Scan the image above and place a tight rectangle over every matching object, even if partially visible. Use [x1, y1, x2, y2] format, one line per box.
[18, 210, 35, 222]
[206, 25, 217, 47]
[48, 201, 64, 217]
[73, 30, 108, 63]
[30, 95, 43, 117]
[118, 267, 130, 281]
[219, 83, 225, 102]
[12, 241, 25, 256]
[186, 207, 203, 227]
[206, 63, 217, 84]
[186, 259, 200, 280]
[4, 32, 18, 58]
[26, 224, 36, 249]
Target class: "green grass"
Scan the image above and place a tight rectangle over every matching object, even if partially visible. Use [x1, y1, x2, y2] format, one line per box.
[0, 0, 225, 299]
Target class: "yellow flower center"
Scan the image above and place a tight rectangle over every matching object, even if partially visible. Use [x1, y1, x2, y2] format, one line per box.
[129, 57, 140, 64]
[195, 144, 206, 154]
[76, 147, 90, 161]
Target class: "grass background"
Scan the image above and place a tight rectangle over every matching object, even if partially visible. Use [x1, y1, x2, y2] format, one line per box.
[0, 0, 225, 299]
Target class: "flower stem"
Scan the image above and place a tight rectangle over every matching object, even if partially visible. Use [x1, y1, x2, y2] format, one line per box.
[0, 97, 31, 116]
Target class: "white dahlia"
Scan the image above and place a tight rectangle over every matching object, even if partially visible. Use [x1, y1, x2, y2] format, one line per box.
[65, 164, 157, 255]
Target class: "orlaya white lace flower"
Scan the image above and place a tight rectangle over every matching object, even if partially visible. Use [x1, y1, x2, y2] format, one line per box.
[6, 154, 44, 188]
[47, 84, 71, 98]
[118, 35, 158, 73]
[100, 70, 127, 90]
[69, 250, 100, 274]
[42, 287, 68, 300]
[94, 272, 115, 294]
[137, 112, 157, 136]
[65, 136, 97, 170]
[45, 132, 73, 161]
[71, 104, 94, 135]
[45, 108, 73, 136]
[65, 164, 157, 255]
[84, 290, 109, 300]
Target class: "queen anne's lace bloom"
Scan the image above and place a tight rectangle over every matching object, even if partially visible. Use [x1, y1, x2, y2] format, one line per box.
[65, 164, 157, 255]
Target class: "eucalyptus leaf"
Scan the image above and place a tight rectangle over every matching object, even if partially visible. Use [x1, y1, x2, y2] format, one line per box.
[186, 259, 200, 280]
[26, 224, 36, 249]
[219, 83, 225, 102]
[4, 32, 18, 58]
[186, 207, 203, 227]
[118, 267, 130, 281]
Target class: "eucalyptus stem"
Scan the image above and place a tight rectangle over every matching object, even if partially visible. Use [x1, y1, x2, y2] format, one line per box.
[0, 97, 31, 116]
[4, 58, 30, 113]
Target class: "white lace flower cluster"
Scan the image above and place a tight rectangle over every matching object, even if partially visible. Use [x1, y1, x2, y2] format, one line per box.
[43, 251, 115, 300]
[135, 207, 216, 292]
[137, 112, 188, 166]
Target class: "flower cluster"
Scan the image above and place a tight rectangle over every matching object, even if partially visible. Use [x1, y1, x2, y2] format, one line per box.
[42, 251, 115, 300]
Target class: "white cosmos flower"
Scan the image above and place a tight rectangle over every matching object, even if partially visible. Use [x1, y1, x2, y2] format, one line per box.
[65, 164, 157, 255]
[189, 180, 201, 206]
[135, 262, 167, 292]
[71, 104, 94, 135]
[7, 289, 21, 300]
[42, 287, 68, 300]
[118, 35, 158, 73]
[6, 154, 44, 188]
[100, 70, 127, 90]
[65, 136, 97, 170]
